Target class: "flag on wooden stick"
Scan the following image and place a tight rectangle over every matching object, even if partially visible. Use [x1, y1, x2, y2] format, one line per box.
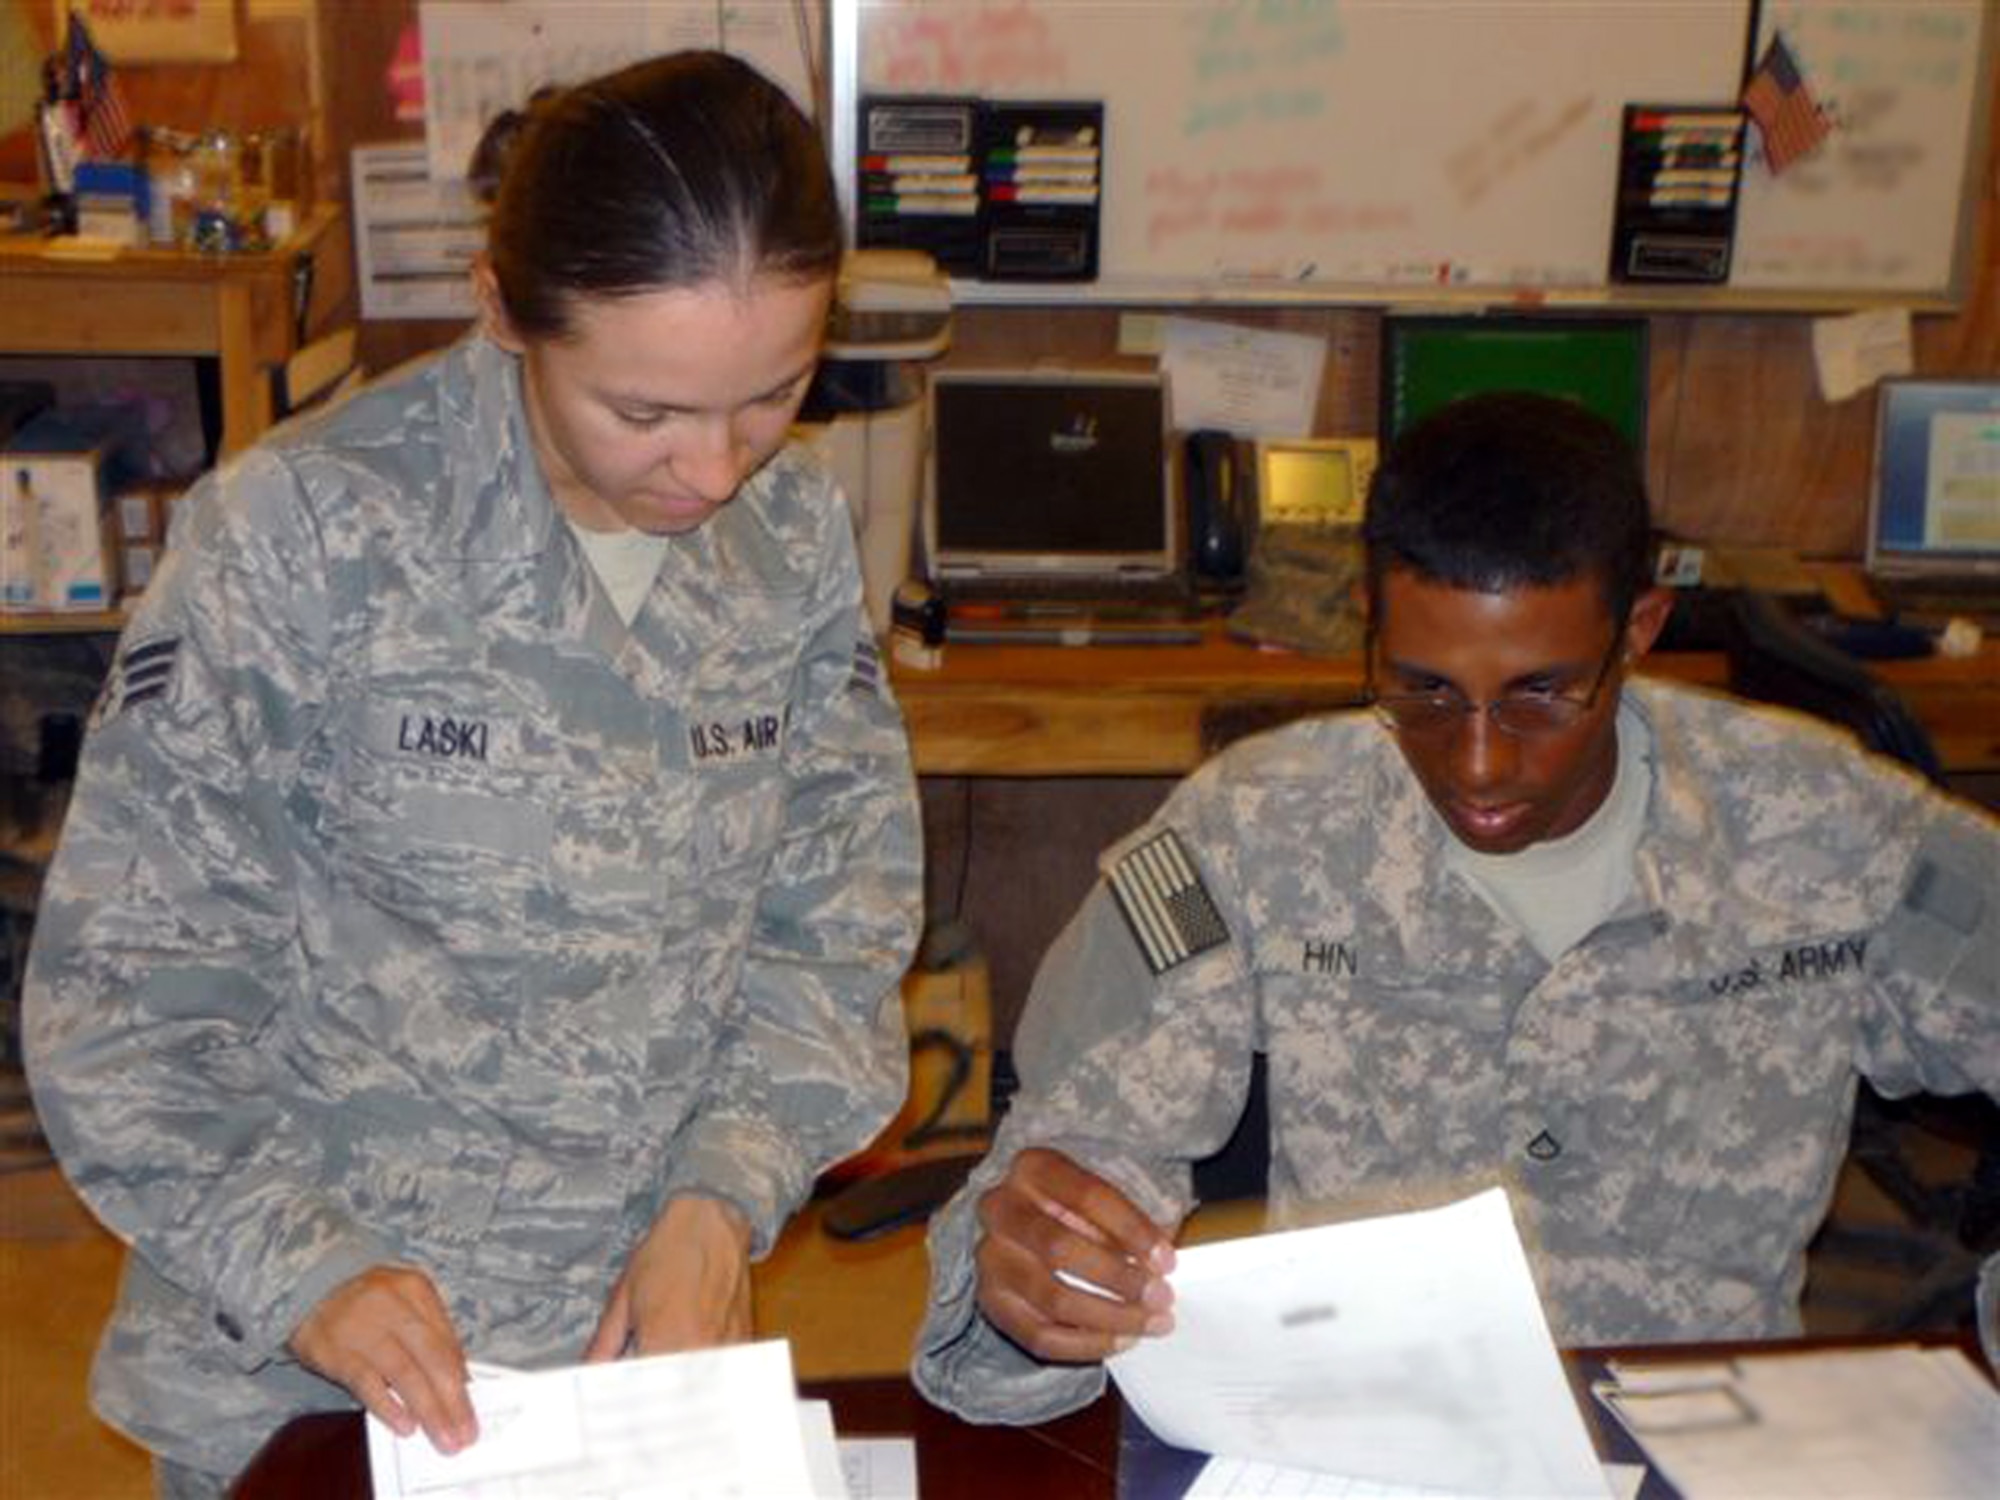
[67, 13, 134, 160]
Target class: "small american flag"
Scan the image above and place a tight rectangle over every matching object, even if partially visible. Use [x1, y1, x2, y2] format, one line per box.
[68, 13, 134, 161]
[1742, 32, 1829, 176]
[1108, 830, 1229, 976]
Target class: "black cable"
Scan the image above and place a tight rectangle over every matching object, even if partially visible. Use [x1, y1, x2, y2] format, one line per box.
[950, 775, 973, 920]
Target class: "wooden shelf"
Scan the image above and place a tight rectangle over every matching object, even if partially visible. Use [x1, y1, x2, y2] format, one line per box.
[0, 607, 127, 637]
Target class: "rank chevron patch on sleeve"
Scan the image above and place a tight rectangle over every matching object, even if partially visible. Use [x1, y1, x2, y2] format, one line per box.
[107, 635, 181, 717]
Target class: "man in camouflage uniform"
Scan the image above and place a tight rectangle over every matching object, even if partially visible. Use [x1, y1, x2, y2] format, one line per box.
[25, 326, 922, 1481]
[913, 392, 1998, 1426]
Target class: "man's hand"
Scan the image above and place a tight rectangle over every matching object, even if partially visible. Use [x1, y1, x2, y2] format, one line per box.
[289, 1264, 476, 1455]
[974, 1146, 1176, 1363]
[585, 1195, 754, 1361]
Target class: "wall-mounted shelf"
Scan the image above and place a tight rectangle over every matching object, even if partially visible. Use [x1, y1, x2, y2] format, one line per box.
[0, 608, 127, 637]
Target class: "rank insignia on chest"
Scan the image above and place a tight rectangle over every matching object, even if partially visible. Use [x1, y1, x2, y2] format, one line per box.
[1109, 829, 1231, 976]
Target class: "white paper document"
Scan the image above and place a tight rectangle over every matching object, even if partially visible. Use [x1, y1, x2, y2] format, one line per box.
[799, 1399, 848, 1499]
[1187, 1456, 1645, 1498]
[365, 1339, 824, 1498]
[1809, 307, 1913, 403]
[1108, 1187, 1609, 1499]
[1160, 316, 1325, 439]
[839, 1436, 920, 1499]
[1595, 1344, 2000, 1499]
[795, 1403, 916, 1499]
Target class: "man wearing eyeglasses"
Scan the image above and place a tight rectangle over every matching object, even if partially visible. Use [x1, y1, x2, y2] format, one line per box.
[913, 391, 1999, 1425]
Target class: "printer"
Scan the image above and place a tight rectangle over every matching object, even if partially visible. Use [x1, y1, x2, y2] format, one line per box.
[794, 250, 951, 635]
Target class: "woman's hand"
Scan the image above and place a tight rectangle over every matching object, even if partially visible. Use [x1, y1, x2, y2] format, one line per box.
[585, 1195, 754, 1361]
[974, 1146, 1177, 1363]
[290, 1264, 477, 1455]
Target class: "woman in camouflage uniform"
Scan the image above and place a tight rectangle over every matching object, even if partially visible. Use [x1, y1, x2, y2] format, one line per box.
[28, 52, 921, 1497]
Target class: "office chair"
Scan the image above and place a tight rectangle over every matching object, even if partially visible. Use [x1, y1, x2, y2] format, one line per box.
[1722, 588, 1997, 1331]
[1721, 589, 1943, 781]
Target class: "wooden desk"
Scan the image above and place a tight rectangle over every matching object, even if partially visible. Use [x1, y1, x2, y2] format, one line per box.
[231, 1374, 1120, 1500]
[889, 624, 1998, 777]
[0, 206, 346, 460]
[1866, 643, 2000, 779]
[230, 1336, 1987, 1500]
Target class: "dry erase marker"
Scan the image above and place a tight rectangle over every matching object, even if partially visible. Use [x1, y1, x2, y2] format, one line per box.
[949, 626, 1201, 647]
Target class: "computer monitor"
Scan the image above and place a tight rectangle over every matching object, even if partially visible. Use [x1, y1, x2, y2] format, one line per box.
[1379, 315, 1650, 450]
[1255, 439, 1377, 527]
[1866, 377, 2000, 580]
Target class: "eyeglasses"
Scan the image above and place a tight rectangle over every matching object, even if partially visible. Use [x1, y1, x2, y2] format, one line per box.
[1367, 634, 1624, 739]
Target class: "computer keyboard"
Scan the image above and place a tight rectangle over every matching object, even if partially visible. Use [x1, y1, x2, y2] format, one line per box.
[1870, 579, 2000, 630]
[934, 571, 1197, 611]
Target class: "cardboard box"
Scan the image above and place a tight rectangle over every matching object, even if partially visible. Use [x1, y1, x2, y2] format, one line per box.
[113, 483, 181, 546]
[2, 407, 144, 611]
[116, 490, 156, 545]
[1, 467, 38, 608]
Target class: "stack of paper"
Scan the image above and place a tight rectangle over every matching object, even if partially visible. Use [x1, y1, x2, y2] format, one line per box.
[1594, 1344, 2000, 1499]
[1108, 1187, 1614, 1499]
[364, 1339, 916, 1499]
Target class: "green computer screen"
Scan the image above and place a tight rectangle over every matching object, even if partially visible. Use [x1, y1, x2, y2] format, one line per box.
[1379, 316, 1649, 450]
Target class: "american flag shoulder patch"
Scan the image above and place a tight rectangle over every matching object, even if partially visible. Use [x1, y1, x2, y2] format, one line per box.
[110, 635, 181, 714]
[1108, 829, 1230, 976]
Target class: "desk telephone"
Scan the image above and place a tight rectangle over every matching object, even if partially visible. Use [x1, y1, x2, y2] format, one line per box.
[1185, 431, 1380, 589]
[1185, 429, 1250, 586]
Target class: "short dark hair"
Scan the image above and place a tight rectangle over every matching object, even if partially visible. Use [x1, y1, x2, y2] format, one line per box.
[483, 51, 842, 340]
[1363, 391, 1655, 625]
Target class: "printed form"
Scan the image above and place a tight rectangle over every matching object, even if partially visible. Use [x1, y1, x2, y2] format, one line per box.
[1109, 1187, 1610, 1499]
[1595, 1343, 2000, 1499]
[365, 1339, 914, 1498]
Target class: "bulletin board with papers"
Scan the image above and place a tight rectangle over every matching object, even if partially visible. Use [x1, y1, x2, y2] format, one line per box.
[355, 1, 825, 321]
[418, 0, 822, 183]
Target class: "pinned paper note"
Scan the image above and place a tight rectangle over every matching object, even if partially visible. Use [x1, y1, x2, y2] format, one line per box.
[1160, 317, 1326, 439]
[1810, 307, 1913, 403]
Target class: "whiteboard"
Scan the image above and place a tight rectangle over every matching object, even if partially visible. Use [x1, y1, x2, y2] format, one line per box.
[836, 0, 1990, 304]
[1734, 0, 1989, 292]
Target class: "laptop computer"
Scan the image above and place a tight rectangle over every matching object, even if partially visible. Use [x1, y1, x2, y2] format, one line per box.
[923, 368, 1192, 615]
[1865, 378, 2000, 625]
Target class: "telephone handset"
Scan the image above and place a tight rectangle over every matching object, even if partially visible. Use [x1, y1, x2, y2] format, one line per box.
[1185, 428, 1249, 587]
